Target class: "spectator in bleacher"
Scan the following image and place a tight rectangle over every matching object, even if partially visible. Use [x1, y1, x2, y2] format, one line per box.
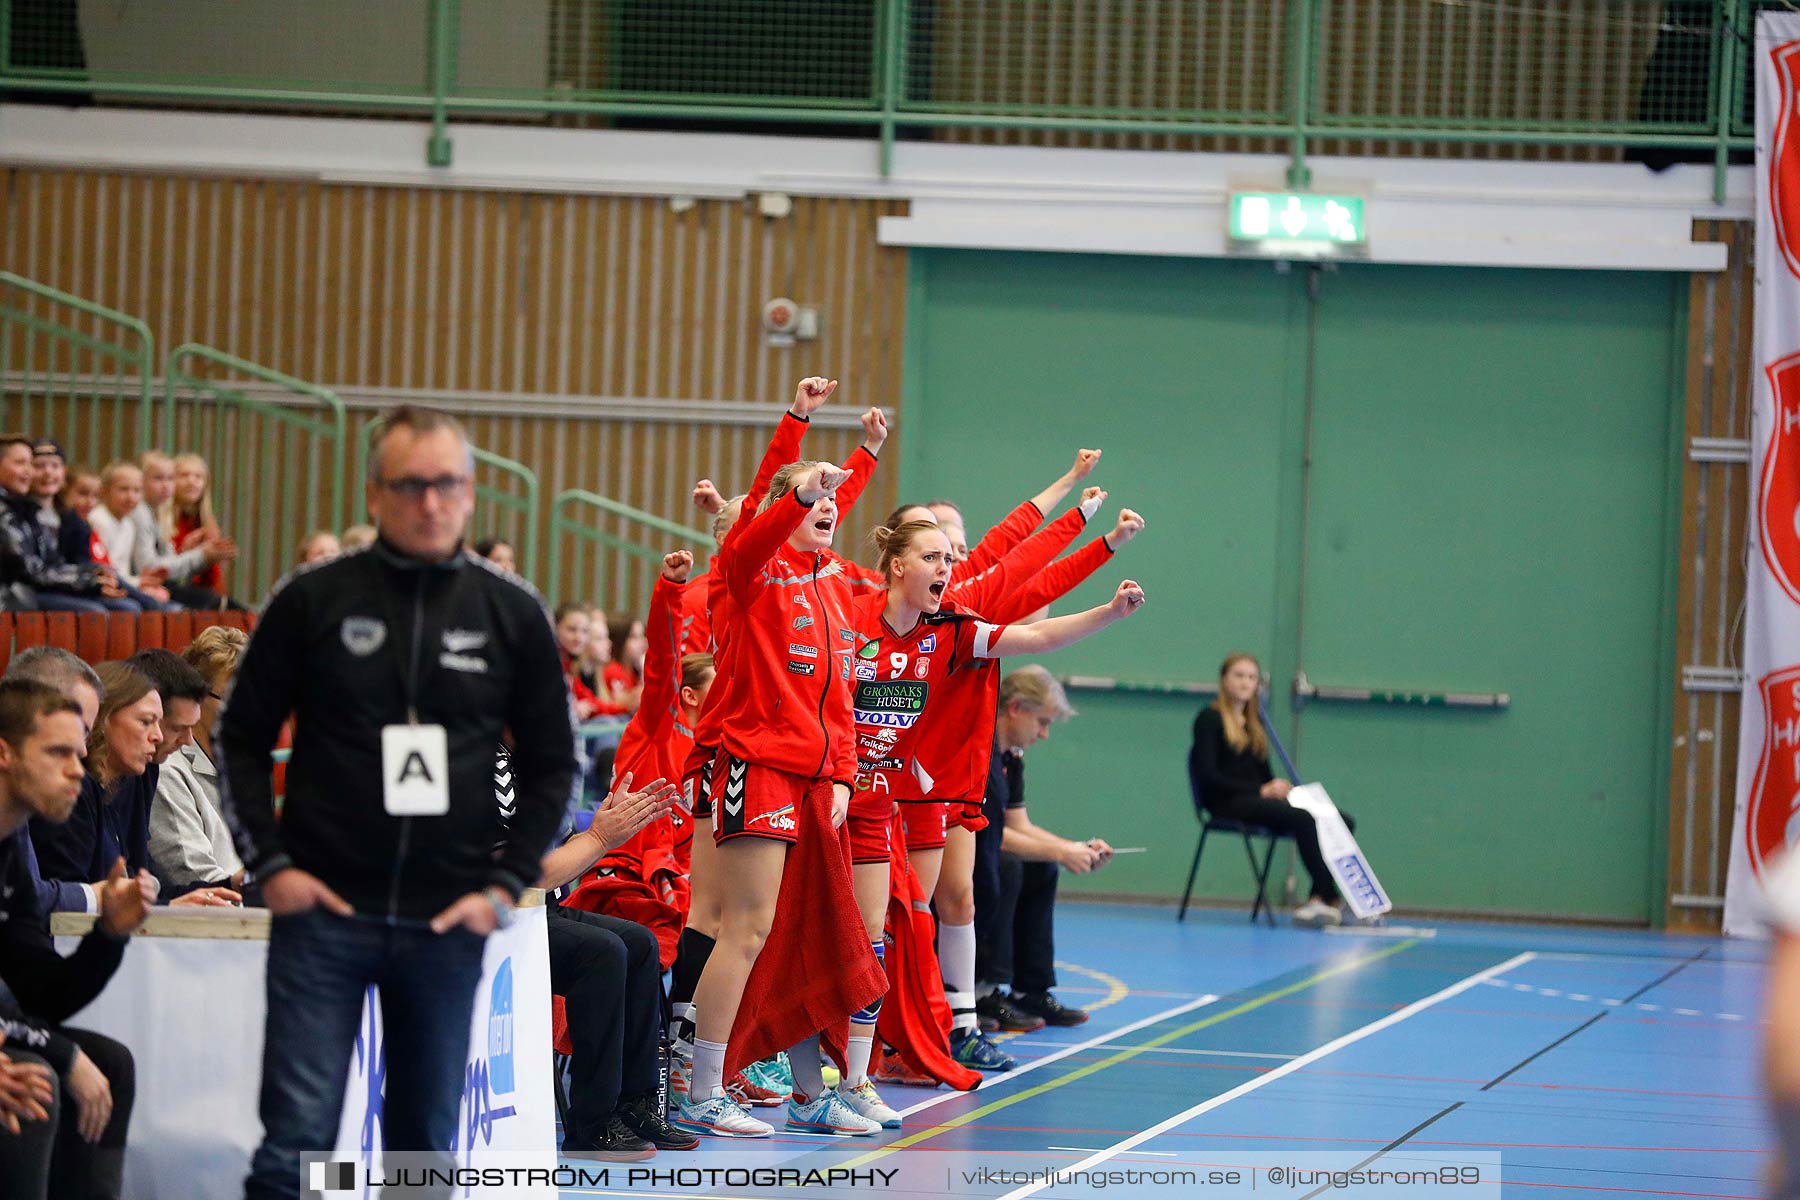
[973, 666, 1109, 1031]
[556, 603, 607, 720]
[27, 440, 67, 550]
[295, 530, 339, 567]
[85, 464, 175, 609]
[160, 454, 227, 598]
[601, 617, 647, 714]
[1, 649, 115, 918]
[576, 609, 610, 698]
[338, 523, 376, 552]
[56, 466, 109, 571]
[473, 536, 516, 574]
[0, 436, 137, 615]
[148, 628, 248, 902]
[0, 677, 147, 1200]
[124, 649, 238, 907]
[132, 452, 237, 611]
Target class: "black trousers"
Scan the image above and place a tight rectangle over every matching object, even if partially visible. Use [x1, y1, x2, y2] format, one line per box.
[0, 1028, 135, 1200]
[1209, 796, 1357, 902]
[975, 853, 1060, 996]
[546, 907, 661, 1140]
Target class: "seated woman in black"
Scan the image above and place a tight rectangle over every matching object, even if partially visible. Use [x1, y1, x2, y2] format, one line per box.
[30, 661, 165, 913]
[1188, 652, 1356, 929]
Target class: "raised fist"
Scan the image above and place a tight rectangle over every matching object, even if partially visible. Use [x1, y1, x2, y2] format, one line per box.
[860, 407, 890, 450]
[662, 549, 694, 583]
[1109, 508, 1145, 549]
[1108, 579, 1147, 619]
[691, 479, 726, 515]
[798, 462, 852, 504]
[791, 377, 838, 417]
[1069, 448, 1102, 481]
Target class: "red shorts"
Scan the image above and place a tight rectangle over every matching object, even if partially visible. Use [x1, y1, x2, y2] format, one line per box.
[710, 753, 824, 846]
[684, 747, 716, 819]
[899, 801, 951, 853]
[847, 789, 893, 865]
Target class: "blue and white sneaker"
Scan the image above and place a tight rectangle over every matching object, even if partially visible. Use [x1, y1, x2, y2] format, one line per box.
[949, 1027, 1016, 1072]
[842, 1079, 902, 1128]
[672, 1090, 773, 1138]
[767, 1050, 794, 1093]
[786, 1088, 882, 1136]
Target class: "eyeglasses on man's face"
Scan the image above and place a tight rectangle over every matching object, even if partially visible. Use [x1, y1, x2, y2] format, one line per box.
[375, 475, 471, 501]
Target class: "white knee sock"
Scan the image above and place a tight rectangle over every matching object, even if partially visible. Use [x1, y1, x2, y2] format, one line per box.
[690, 1037, 728, 1100]
[845, 940, 884, 1087]
[940, 920, 977, 1033]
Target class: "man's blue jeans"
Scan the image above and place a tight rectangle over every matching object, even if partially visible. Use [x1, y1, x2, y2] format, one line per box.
[244, 907, 486, 1199]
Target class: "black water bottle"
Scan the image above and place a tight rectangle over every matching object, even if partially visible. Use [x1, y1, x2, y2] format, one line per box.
[655, 1031, 673, 1118]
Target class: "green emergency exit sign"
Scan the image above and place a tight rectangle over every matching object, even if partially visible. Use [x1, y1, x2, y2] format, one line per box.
[1228, 192, 1366, 250]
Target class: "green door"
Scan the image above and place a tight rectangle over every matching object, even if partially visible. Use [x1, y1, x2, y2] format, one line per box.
[900, 249, 1680, 921]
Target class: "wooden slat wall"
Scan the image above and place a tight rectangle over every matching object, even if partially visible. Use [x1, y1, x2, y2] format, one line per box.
[1668, 219, 1754, 933]
[0, 169, 908, 612]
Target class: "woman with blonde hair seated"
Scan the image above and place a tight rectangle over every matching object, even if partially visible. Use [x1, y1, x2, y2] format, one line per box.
[1189, 652, 1357, 928]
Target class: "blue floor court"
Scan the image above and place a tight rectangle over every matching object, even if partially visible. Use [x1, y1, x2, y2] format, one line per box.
[561, 903, 1770, 1199]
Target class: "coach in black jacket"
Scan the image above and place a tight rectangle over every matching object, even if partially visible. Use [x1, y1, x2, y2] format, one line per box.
[219, 406, 577, 1200]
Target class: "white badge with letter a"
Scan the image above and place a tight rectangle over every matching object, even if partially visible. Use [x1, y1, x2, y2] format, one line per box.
[382, 724, 450, 816]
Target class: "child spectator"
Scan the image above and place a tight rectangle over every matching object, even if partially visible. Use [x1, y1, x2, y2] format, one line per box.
[133, 452, 236, 609]
[295, 530, 339, 567]
[86, 464, 173, 606]
[158, 453, 225, 597]
[339, 524, 376, 552]
[473, 537, 515, 574]
[0, 437, 135, 614]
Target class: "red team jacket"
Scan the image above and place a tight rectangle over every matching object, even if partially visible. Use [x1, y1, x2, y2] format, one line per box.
[688, 412, 879, 774]
[707, 489, 862, 786]
[565, 573, 692, 969]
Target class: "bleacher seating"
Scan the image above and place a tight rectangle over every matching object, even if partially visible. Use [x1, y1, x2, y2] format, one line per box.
[0, 610, 255, 674]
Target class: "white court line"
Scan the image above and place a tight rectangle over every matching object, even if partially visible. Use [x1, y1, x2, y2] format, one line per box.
[894, 993, 1220, 1118]
[1023, 1040, 1296, 1060]
[993, 951, 1537, 1200]
[1047, 1146, 1179, 1156]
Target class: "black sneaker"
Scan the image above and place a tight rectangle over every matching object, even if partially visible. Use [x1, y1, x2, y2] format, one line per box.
[618, 1092, 700, 1151]
[1009, 991, 1089, 1027]
[561, 1113, 657, 1161]
[976, 992, 1047, 1033]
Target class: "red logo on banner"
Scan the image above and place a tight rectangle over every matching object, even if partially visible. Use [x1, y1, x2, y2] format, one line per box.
[1764, 353, 1800, 604]
[1747, 665, 1800, 879]
[1773, 40, 1800, 278]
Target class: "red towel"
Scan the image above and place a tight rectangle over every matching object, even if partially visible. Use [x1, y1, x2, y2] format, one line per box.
[876, 812, 981, 1091]
[563, 866, 687, 972]
[724, 782, 886, 1080]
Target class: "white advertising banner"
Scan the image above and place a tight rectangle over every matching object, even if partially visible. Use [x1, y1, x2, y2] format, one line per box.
[1286, 783, 1392, 921]
[54, 906, 554, 1199]
[336, 906, 557, 1199]
[1724, 11, 1800, 936]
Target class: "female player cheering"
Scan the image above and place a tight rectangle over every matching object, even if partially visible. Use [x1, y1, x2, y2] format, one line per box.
[674, 456, 886, 1139]
[844, 520, 1147, 1101]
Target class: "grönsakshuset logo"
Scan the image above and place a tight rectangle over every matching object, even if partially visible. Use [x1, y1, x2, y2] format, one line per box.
[1746, 665, 1800, 881]
[1764, 353, 1800, 604]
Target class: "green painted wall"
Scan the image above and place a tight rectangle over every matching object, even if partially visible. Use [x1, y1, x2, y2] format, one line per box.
[899, 249, 1682, 922]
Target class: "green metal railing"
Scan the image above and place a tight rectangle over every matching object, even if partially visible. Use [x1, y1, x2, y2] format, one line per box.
[0, 1, 1765, 198]
[0, 271, 156, 450]
[547, 488, 709, 611]
[162, 345, 347, 602]
[355, 418, 542, 580]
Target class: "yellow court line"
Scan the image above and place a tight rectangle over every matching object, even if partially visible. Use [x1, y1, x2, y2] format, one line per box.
[833, 938, 1420, 1172]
